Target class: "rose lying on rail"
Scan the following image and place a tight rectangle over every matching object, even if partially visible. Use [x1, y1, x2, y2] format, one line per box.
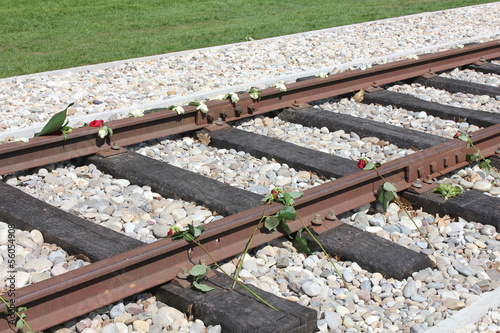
[33, 103, 113, 140]
[88, 119, 113, 139]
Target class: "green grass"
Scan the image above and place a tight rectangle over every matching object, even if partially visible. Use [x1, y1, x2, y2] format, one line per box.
[0, 0, 496, 78]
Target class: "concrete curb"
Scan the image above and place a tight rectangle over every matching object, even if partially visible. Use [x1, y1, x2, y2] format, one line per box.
[425, 287, 500, 332]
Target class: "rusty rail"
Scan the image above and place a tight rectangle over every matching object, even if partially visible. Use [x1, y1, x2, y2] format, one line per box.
[1, 122, 499, 331]
[1, 40, 499, 176]
[1, 40, 500, 331]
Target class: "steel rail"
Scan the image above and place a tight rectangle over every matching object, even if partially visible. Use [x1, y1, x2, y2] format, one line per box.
[1, 123, 499, 332]
[1, 40, 499, 176]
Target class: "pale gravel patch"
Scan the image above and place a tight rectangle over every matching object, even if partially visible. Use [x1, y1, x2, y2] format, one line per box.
[433, 164, 500, 198]
[47, 293, 222, 333]
[312, 97, 480, 138]
[440, 67, 500, 87]
[234, 116, 416, 163]
[223, 203, 500, 332]
[6, 162, 218, 243]
[133, 136, 332, 195]
[387, 84, 500, 113]
[0, 3, 499, 139]
[0, 222, 91, 289]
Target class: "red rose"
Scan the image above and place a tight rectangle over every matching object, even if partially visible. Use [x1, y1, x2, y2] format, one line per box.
[89, 120, 104, 127]
[271, 189, 279, 198]
[453, 133, 460, 139]
[167, 226, 180, 236]
[357, 158, 367, 169]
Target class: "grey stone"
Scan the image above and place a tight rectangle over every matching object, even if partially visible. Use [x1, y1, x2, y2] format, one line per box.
[454, 264, 471, 277]
[152, 225, 170, 238]
[446, 222, 464, 236]
[473, 180, 492, 192]
[148, 325, 162, 333]
[410, 323, 428, 333]
[442, 298, 466, 310]
[24, 258, 53, 272]
[248, 185, 271, 195]
[207, 325, 222, 333]
[413, 270, 430, 281]
[410, 294, 426, 303]
[48, 249, 67, 263]
[360, 280, 372, 291]
[44, 173, 62, 185]
[447, 266, 459, 277]
[109, 303, 125, 319]
[480, 225, 496, 236]
[426, 282, 444, 289]
[384, 225, 402, 233]
[275, 256, 290, 268]
[353, 211, 369, 226]
[342, 270, 355, 283]
[189, 320, 206, 333]
[369, 215, 386, 227]
[101, 324, 120, 333]
[324, 310, 341, 330]
[403, 280, 416, 298]
[302, 281, 321, 297]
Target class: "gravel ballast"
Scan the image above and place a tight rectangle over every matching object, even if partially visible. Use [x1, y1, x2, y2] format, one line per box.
[1, 3, 500, 333]
[1, 3, 500, 141]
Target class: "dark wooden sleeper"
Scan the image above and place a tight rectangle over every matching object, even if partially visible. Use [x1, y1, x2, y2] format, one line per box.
[0, 182, 143, 261]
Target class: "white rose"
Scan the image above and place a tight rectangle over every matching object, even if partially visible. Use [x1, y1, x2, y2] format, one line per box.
[173, 106, 185, 115]
[196, 102, 209, 113]
[98, 127, 108, 139]
[275, 81, 287, 92]
[229, 93, 239, 103]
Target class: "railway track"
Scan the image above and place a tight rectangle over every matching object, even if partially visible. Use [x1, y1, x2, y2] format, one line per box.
[0, 40, 499, 332]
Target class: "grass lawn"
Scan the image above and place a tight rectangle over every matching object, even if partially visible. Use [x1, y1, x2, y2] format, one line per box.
[0, 0, 496, 78]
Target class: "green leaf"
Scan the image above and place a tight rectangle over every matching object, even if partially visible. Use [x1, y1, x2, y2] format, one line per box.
[293, 228, 312, 255]
[280, 220, 292, 237]
[278, 205, 296, 221]
[35, 103, 74, 137]
[363, 162, 375, 170]
[189, 264, 209, 277]
[466, 154, 478, 162]
[377, 190, 385, 203]
[196, 225, 204, 236]
[383, 182, 398, 192]
[187, 225, 204, 238]
[264, 216, 280, 231]
[383, 190, 396, 201]
[192, 280, 214, 292]
[16, 318, 25, 330]
[377, 188, 395, 211]
[434, 183, 462, 198]
[288, 191, 304, 199]
[434, 186, 445, 196]
[170, 232, 185, 240]
[478, 160, 492, 173]
[282, 192, 294, 206]
[182, 234, 194, 242]
[262, 194, 274, 204]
